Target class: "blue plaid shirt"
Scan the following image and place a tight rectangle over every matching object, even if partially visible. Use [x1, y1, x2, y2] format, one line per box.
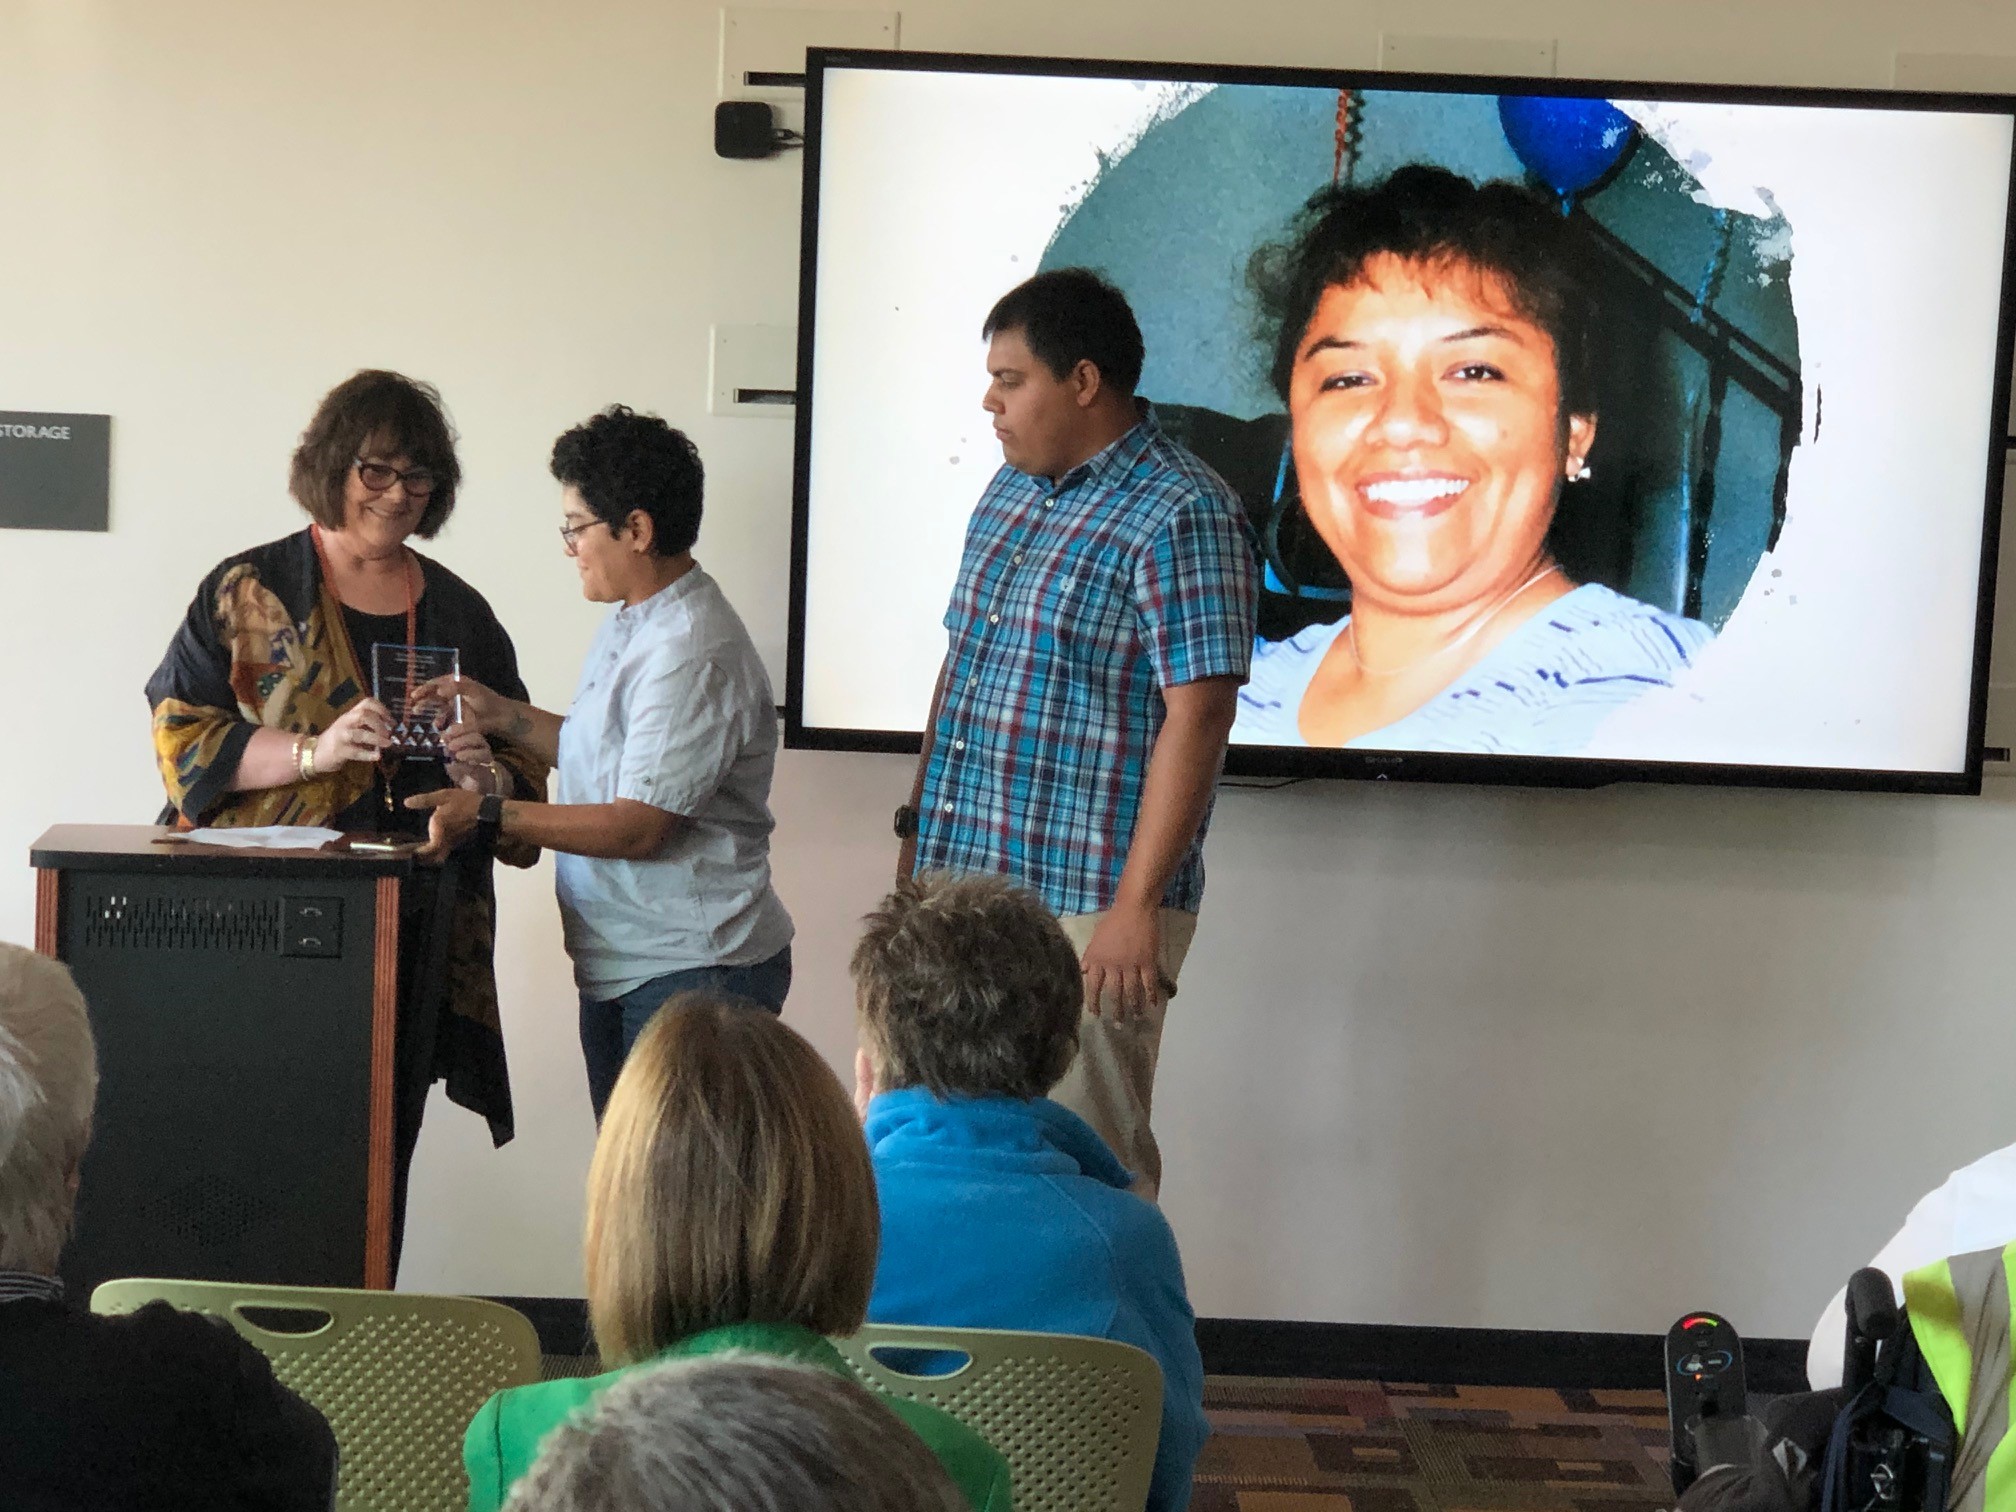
[916, 408, 1259, 917]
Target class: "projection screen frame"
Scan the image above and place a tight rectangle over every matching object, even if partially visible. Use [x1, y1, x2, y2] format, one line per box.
[787, 46, 2016, 797]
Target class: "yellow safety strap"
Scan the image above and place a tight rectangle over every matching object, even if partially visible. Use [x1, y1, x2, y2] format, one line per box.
[1904, 1245, 2015, 1512]
[1906, 1257, 1972, 1426]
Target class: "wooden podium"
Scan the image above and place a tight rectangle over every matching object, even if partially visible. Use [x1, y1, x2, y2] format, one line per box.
[31, 825, 411, 1294]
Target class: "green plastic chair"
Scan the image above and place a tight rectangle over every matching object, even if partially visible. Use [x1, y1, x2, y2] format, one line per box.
[833, 1324, 1165, 1512]
[91, 1278, 540, 1512]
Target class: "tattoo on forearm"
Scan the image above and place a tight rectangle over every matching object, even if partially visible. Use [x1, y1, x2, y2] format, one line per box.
[509, 712, 533, 739]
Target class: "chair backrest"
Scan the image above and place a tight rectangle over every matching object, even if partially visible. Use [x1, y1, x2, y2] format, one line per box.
[91, 1278, 540, 1512]
[832, 1323, 1164, 1512]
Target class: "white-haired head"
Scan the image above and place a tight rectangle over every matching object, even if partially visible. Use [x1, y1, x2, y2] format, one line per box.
[502, 1353, 968, 1512]
[0, 944, 97, 1274]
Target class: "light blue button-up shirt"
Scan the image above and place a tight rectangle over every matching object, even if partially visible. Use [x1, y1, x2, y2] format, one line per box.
[554, 567, 793, 997]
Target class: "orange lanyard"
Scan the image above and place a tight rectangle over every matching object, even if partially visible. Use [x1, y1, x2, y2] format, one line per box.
[310, 523, 417, 707]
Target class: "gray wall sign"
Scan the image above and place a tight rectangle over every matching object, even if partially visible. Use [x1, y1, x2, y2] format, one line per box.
[0, 411, 112, 531]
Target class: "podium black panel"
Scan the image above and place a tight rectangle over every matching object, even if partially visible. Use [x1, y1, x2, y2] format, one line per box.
[31, 826, 407, 1294]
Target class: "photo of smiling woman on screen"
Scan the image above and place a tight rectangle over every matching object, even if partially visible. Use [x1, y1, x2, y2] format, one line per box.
[1234, 165, 1714, 755]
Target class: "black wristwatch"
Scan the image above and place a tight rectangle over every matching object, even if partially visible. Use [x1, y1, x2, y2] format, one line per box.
[893, 804, 919, 840]
[477, 792, 506, 845]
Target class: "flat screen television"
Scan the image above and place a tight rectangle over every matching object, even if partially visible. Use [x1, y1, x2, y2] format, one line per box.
[788, 49, 2016, 793]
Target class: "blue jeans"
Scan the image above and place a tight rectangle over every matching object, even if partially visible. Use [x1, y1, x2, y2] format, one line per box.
[578, 946, 792, 1119]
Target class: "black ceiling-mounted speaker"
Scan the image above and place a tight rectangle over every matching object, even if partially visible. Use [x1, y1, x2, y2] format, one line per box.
[715, 100, 779, 159]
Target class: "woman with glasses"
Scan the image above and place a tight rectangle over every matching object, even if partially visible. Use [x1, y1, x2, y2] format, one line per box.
[406, 406, 793, 1119]
[145, 369, 548, 1256]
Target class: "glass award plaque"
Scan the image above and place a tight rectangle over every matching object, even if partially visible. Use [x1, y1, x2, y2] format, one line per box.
[372, 643, 461, 757]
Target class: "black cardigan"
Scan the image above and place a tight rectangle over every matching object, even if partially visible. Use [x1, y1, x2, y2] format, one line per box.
[0, 1295, 337, 1511]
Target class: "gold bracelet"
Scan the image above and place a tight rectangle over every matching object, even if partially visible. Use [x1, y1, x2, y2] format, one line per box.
[297, 734, 318, 783]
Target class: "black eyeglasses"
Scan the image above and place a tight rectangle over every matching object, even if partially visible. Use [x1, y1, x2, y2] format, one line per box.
[355, 459, 440, 497]
[559, 518, 614, 552]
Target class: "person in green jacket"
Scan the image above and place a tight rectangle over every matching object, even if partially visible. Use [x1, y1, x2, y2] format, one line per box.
[461, 993, 1012, 1512]
[498, 1354, 967, 1510]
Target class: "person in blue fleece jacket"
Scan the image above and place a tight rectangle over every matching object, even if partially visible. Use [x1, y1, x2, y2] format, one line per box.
[851, 873, 1210, 1512]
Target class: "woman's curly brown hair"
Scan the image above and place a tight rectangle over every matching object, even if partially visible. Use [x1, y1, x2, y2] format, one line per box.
[288, 370, 462, 536]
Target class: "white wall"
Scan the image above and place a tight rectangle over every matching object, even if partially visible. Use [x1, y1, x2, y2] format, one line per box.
[5, 0, 2016, 1340]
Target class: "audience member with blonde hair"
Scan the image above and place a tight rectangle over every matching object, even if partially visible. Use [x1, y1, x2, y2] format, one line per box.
[463, 992, 1011, 1512]
[855, 874, 1209, 1512]
[0, 942, 337, 1510]
[502, 1353, 966, 1512]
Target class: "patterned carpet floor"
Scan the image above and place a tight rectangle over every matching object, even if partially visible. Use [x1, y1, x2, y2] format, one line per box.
[1193, 1376, 1678, 1512]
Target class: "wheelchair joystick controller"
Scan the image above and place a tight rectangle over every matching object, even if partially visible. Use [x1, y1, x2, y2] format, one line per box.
[1665, 1309, 1748, 1494]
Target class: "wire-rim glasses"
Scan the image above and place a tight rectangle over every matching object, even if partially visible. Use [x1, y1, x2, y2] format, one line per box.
[559, 518, 614, 553]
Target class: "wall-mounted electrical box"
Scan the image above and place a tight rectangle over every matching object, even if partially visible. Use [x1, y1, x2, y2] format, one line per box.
[719, 7, 899, 101]
[709, 324, 797, 417]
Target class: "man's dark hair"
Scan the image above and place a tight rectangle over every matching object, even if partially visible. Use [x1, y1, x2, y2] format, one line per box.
[982, 268, 1145, 396]
[852, 875, 1081, 1101]
[550, 406, 705, 557]
[289, 370, 462, 537]
[1250, 164, 1601, 421]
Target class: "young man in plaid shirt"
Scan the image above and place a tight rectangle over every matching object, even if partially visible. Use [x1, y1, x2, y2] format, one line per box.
[896, 269, 1259, 1201]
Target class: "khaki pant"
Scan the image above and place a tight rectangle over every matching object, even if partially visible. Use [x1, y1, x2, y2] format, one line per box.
[1051, 909, 1197, 1204]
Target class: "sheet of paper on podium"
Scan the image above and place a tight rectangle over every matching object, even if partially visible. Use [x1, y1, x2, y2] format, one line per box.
[179, 826, 345, 849]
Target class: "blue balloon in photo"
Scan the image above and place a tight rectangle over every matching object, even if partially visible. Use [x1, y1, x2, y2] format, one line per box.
[1497, 96, 1638, 201]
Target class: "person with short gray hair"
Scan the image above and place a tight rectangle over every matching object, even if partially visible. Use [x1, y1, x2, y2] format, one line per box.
[503, 1353, 966, 1512]
[0, 942, 338, 1509]
[0, 944, 97, 1281]
[853, 874, 1211, 1512]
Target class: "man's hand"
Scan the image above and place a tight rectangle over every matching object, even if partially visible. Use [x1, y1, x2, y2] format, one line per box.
[1080, 900, 1164, 1023]
[1080, 676, 1235, 1020]
[405, 787, 484, 861]
[896, 835, 917, 885]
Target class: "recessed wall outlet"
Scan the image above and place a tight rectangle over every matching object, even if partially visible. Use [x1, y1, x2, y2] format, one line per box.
[709, 324, 797, 417]
[719, 7, 899, 100]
